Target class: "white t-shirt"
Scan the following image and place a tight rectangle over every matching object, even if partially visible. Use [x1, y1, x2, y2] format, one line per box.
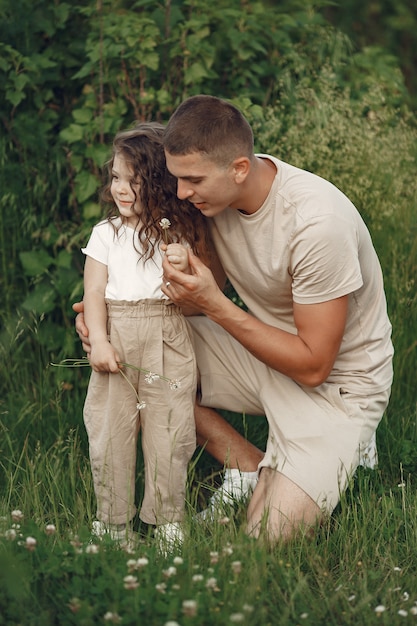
[81, 217, 166, 300]
[210, 155, 393, 394]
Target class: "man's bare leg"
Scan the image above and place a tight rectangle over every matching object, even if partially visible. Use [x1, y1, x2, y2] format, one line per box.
[195, 403, 263, 470]
[247, 468, 323, 541]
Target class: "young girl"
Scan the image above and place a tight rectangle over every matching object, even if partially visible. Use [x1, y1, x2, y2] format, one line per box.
[81, 122, 212, 550]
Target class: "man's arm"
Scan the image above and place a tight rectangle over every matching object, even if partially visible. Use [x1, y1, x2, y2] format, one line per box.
[161, 250, 347, 387]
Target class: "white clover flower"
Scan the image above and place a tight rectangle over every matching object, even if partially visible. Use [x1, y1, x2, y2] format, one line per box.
[243, 604, 254, 613]
[398, 609, 408, 617]
[192, 574, 204, 583]
[155, 582, 167, 594]
[173, 556, 183, 565]
[123, 575, 139, 590]
[136, 557, 149, 568]
[231, 561, 242, 575]
[223, 544, 233, 556]
[182, 599, 198, 617]
[206, 577, 218, 590]
[136, 401, 146, 410]
[402, 591, 410, 601]
[85, 543, 99, 554]
[25, 536, 37, 551]
[210, 551, 219, 564]
[169, 379, 181, 390]
[230, 614, 244, 623]
[374, 605, 386, 614]
[300, 614, 309, 620]
[5, 529, 17, 541]
[104, 611, 122, 623]
[127, 559, 137, 572]
[219, 516, 230, 525]
[163, 566, 177, 578]
[410, 607, 417, 616]
[164, 622, 181, 626]
[45, 524, 56, 535]
[393, 566, 402, 572]
[11, 510, 24, 522]
[145, 372, 160, 384]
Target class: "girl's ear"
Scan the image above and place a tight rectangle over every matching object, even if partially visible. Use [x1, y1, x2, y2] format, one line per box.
[232, 157, 251, 184]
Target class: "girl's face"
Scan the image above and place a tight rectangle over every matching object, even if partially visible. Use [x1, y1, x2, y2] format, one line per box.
[110, 153, 142, 227]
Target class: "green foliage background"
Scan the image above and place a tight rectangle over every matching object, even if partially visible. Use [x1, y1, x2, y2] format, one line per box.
[0, 0, 416, 497]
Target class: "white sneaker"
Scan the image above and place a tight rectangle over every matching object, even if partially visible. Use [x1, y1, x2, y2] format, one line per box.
[198, 469, 258, 522]
[92, 520, 137, 549]
[154, 521, 184, 556]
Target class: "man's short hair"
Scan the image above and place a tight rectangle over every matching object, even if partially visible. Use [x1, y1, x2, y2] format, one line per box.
[164, 95, 254, 168]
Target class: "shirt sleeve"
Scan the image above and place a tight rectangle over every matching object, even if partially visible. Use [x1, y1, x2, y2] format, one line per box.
[81, 221, 110, 266]
[290, 213, 363, 305]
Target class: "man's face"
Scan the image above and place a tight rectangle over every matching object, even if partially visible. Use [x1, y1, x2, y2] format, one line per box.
[165, 151, 239, 217]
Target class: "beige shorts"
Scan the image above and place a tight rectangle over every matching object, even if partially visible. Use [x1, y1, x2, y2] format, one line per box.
[84, 299, 197, 525]
[188, 316, 390, 513]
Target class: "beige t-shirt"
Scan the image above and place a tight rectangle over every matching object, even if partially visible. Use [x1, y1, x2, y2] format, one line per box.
[210, 155, 393, 394]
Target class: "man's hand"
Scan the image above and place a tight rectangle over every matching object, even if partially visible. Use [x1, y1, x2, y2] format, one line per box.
[72, 301, 91, 354]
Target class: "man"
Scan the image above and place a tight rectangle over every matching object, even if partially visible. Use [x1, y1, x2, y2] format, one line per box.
[76, 95, 393, 541]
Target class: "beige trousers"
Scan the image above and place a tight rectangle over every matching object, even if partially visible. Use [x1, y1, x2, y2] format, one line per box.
[84, 299, 197, 526]
[188, 316, 391, 514]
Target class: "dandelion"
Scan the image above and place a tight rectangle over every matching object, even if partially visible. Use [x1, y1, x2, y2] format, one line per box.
[374, 605, 386, 615]
[25, 536, 37, 551]
[169, 379, 181, 390]
[230, 613, 244, 623]
[45, 524, 56, 535]
[182, 599, 198, 617]
[11, 510, 24, 523]
[123, 575, 139, 590]
[145, 372, 160, 384]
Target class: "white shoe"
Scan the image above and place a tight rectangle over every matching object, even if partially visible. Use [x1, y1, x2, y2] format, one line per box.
[198, 469, 258, 522]
[154, 521, 184, 556]
[92, 520, 137, 549]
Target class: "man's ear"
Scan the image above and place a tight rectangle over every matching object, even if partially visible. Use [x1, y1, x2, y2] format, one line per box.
[232, 157, 251, 183]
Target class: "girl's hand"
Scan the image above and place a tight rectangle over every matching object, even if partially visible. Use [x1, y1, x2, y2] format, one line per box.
[164, 243, 190, 273]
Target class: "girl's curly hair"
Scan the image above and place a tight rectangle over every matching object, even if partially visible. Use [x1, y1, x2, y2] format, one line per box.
[101, 121, 212, 264]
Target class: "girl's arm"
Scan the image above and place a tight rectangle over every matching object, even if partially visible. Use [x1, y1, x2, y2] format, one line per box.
[83, 256, 120, 373]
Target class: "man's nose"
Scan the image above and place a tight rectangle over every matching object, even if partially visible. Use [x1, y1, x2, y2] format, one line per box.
[177, 179, 193, 200]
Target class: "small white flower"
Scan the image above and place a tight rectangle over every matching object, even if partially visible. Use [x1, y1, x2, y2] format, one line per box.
[164, 622, 181, 626]
[402, 591, 410, 601]
[145, 372, 160, 384]
[374, 605, 386, 614]
[398, 609, 408, 617]
[127, 559, 137, 572]
[210, 551, 219, 564]
[173, 556, 183, 565]
[159, 218, 171, 230]
[300, 614, 309, 620]
[223, 545, 233, 556]
[25, 536, 37, 551]
[410, 607, 417, 615]
[163, 566, 177, 578]
[5, 529, 17, 541]
[11, 510, 24, 522]
[243, 604, 254, 613]
[182, 599, 198, 617]
[230, 613, 244, 623]
[192, 574, 204, 583]
[348, 595, 356, 602]
[136, 557, 149, 568]
[136, 401, 146, 410]
[85, 543, 99, 554]
[169, 379, 181, 390]
[231, 561, 242, 574]
[206, 577, 218, 590]
[123, 575, 139, 590]
[398, 482, 406, 488]
[393, 566, 402, 572]
[104, 612, 122, 623]
[156, 582, 167, 594]
[45, 524, 56, 535]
